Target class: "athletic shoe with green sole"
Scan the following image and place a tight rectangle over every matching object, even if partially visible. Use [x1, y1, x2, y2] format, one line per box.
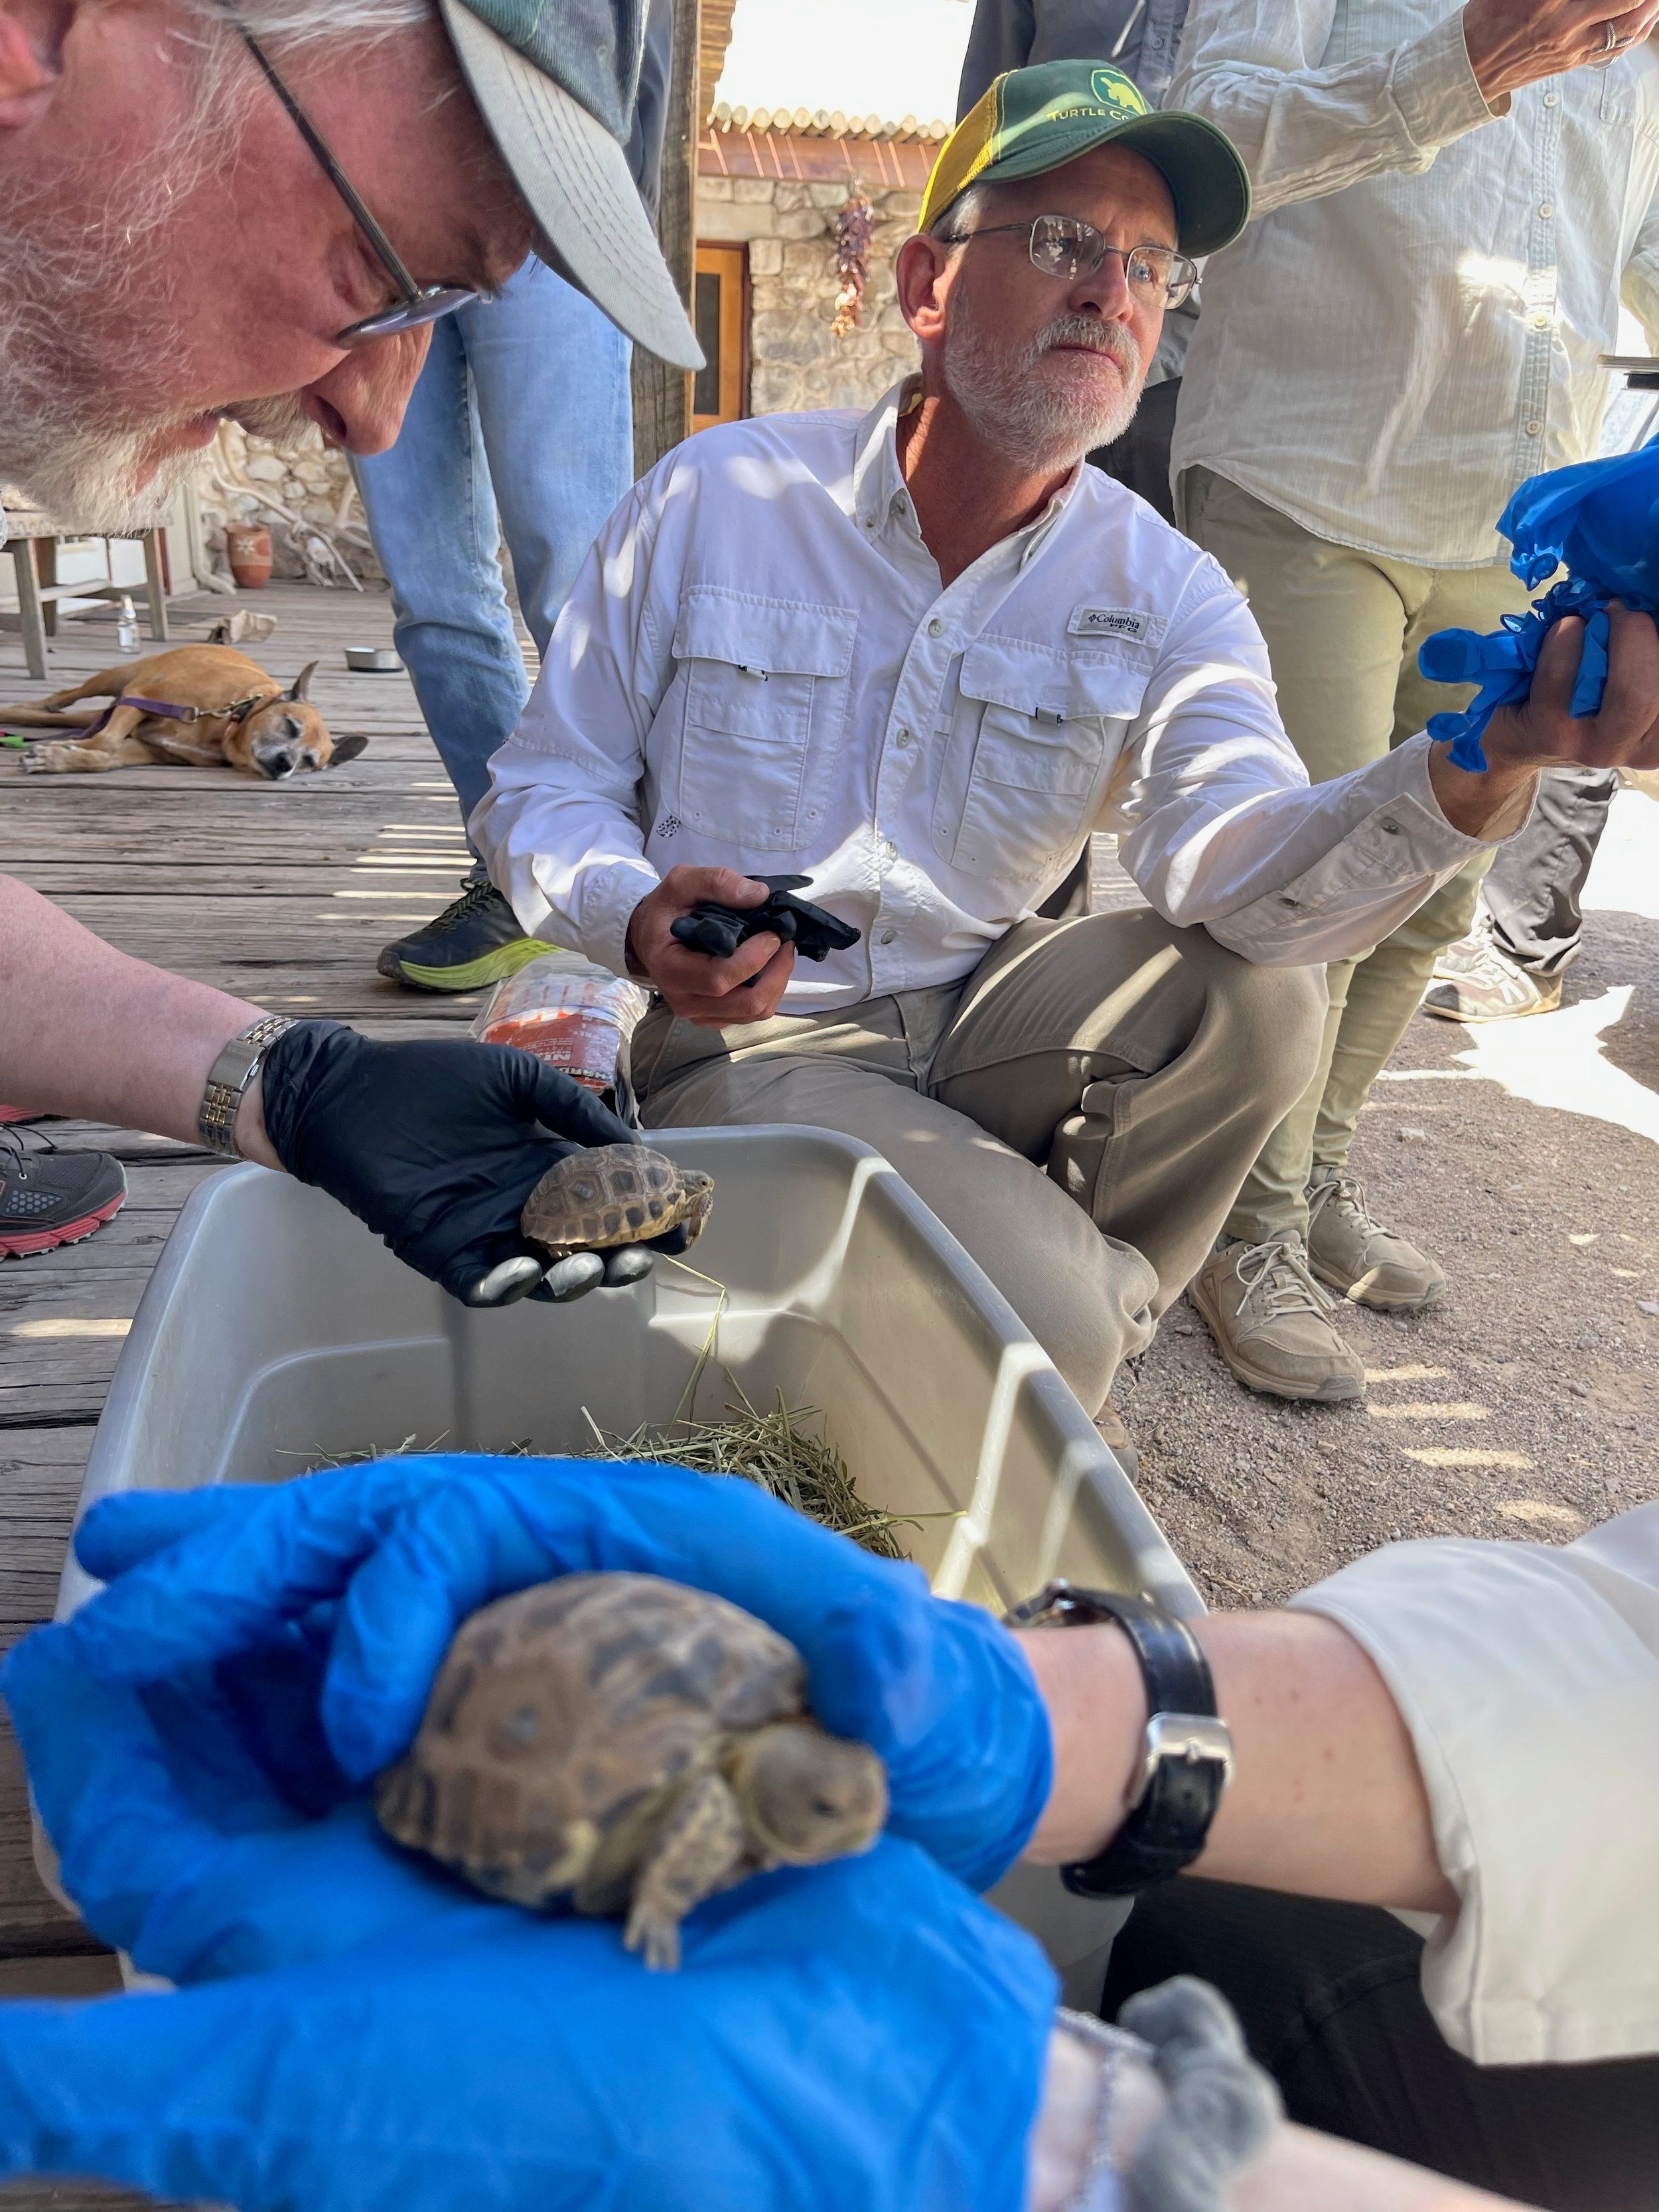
[378, 869, 552, 993]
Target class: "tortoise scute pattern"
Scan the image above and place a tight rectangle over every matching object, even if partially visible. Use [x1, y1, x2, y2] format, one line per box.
[519, 1144, 715, 1260]
[374, 1573, 889, 1970]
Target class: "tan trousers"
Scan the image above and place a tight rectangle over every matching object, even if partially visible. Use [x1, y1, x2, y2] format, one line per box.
[1178, 467, 1533, 1247]
[633, 908, 1325, 1415]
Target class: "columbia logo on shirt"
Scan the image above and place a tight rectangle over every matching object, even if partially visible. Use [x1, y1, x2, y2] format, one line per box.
[1070, 606, 1153, 641]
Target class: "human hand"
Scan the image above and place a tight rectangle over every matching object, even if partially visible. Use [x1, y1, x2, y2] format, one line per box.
[625, 864, 796, 1026]
[1430, 603, 1659, 836]
[1461, 0, 1659, 102]
[1, 1607, 1055, 2212]
[65, 1453, 1054, 1894]
[259, 1023, 680, 1307]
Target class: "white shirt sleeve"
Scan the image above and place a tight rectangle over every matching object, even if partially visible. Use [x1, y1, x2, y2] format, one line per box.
[470, 484, 674, 979]
[1289, 1503, 1659, 2066]
[1108, 567, 1504, 964]
[1167, 0, 1498, 220]
[1621, 184, 1659, 355]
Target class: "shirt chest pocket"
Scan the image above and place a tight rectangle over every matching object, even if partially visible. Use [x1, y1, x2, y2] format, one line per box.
[934, 644, 1147, 878]
[672, 589, 857, 850]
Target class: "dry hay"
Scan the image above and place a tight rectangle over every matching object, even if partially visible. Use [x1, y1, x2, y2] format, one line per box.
[289, 1399, 920, 1560]
[575, 1385, 916, 1560]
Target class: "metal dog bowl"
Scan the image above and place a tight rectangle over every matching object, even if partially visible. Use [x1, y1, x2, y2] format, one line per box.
[344, 645, 401, 673]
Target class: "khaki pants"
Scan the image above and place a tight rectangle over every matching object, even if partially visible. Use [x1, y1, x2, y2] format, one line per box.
[633, 908, 1324, 1415]
[1178, 467, 1533, 1247]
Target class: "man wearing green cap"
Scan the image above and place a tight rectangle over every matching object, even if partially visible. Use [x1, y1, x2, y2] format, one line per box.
[476, 58, 1659, 1451]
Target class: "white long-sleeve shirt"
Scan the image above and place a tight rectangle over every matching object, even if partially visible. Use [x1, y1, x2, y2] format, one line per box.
[1169, 3, 1659, 566]
[474, 382, 1506, 1011]
[1292, 1502, 1659, 2066]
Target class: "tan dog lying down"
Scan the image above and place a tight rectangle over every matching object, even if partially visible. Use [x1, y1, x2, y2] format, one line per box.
[9, 646, 367, 779]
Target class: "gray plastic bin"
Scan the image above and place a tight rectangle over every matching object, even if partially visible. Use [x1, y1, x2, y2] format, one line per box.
[46, 1126, 1196, 1996]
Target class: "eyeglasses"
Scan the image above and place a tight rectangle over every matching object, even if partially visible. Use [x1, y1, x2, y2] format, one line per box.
[937, 214, 1198, 309]
[221, 2, 480, 345]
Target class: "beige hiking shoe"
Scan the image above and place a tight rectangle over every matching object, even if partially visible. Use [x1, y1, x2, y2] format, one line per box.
[1190, 1236, 1366, 1403]
[1306, 1171, 1446, 1311]
[1094, 1396, 1140, 1480]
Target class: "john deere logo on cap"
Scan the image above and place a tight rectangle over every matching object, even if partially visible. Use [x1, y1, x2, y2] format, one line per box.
[919, 56, 1253, 253]
[1090, 68, 1148, 117]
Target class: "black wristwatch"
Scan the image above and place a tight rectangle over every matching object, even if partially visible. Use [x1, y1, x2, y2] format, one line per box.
[1007, 1580, 1234, 1896]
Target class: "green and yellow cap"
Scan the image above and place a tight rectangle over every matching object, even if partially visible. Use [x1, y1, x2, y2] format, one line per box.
[920, 60, 1252, 259]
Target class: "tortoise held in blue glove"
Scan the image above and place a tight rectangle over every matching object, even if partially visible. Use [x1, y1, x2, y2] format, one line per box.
[374, 1572, 888, 1968]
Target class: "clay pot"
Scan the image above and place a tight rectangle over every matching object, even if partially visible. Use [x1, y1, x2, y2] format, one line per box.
[225, 523, 273, 590]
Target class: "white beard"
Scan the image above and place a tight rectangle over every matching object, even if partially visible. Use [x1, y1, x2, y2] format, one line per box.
[944, 307, 1148, 473]
[0, 141, 213, 528]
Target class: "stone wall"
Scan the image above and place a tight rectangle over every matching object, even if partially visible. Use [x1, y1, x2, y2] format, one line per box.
[696, 175, 921, 416]
[195, 421, 382, 587]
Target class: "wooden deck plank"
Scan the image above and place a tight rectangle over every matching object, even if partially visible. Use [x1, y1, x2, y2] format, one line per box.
[0, 583, 483, 2018]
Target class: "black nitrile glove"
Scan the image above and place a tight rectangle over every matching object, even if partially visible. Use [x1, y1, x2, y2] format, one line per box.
[670, 874, 861, 963]
[259, 1023, 673, 1308]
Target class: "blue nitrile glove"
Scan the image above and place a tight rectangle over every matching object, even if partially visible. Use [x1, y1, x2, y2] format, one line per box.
[259, 1021, 686, 1307]
[1420, 435, 1659, 771]
[68, 1455, 1054, 1893]
[1, 1613, 1056, 2212]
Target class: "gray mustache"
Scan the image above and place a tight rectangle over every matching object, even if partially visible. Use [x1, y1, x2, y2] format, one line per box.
[1037, 318, 1138, 368]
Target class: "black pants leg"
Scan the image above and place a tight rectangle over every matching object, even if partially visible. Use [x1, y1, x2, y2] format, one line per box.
[1480, 765, 1619, 975]
[1100, 1882, 1659, 2212]
[1089, 378, 1182, 527]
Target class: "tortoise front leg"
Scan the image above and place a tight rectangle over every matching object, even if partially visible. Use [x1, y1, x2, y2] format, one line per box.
[624, 1769, 749, 1971]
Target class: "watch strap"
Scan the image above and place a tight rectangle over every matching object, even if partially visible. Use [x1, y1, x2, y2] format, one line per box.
[1007, 1582, 1232, 1897]
[198, 1015, 296, 1158]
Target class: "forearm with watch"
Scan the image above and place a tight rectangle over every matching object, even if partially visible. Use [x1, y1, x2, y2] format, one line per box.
[1015, 1598, 1455, 1915]
[0, 877, 281, 1162]
[0, 878, 650, 1307]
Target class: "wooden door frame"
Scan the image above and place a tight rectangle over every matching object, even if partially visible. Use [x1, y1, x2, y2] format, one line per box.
[692, 241, 749, 432]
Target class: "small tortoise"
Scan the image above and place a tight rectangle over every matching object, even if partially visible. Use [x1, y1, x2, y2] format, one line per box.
[520, 1143, 713, 1262]
[374, 1572, 887, 1969]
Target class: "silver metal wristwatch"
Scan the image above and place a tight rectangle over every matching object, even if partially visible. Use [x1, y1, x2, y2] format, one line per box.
[197, 1015, 296, 1158]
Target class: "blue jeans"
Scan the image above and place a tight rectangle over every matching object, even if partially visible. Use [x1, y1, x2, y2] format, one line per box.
[352, 259, 633, 835]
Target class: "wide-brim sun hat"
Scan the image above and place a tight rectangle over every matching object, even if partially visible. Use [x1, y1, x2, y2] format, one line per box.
[920, 60, 1252, 259]
[439, 0, 701, 368]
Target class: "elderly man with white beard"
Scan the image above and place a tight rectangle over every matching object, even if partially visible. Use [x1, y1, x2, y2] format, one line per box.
[0, 0, 715, 1300]
[476, 60, 1659, 1449]
[0, 0, 697, 524]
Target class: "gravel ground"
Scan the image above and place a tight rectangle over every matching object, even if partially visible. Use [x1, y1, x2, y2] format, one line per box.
[1103, 791, 1659, 1604]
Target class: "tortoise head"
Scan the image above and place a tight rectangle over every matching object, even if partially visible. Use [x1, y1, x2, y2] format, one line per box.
[723, 1720, 887, 1866]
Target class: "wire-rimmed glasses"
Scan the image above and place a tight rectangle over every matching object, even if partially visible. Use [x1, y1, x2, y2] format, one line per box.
[220, 1, 482, 345]
[937, 214, 1198, 309]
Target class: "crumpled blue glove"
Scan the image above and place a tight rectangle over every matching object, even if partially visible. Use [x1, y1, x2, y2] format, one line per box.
[0, 1601, 1056, 2212]
[259, 1021, 686, 1307]
[1419, 436, 1659, 771]
[65, 1454, 1054, 1894]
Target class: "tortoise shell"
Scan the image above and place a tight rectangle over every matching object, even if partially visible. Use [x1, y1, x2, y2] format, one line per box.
[520, 1143, 713, 1260]
[374, 1574, 806, 1911]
